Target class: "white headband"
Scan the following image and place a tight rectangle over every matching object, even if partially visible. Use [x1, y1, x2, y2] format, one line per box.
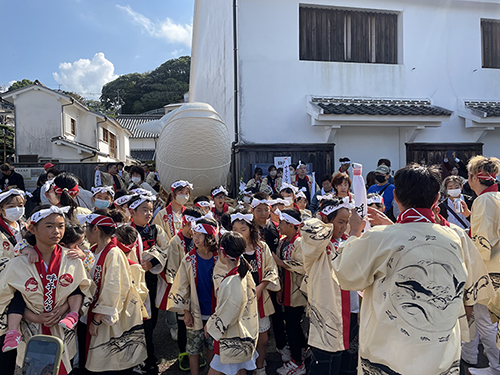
[91, 186, 115, 198]
[114, 194, 137, 206]
[184, 215, 199, 223]
[171, 180, 193, 191]
[130, 188, 152, 196]
[277, 209, 302, 226]
[341, 161, 351, 165]
[251, 198, 272, 208]
[297, 160, 306, 167]
[191, 222, 218, 236]
[212, 186, 229, 197]
[269, 198, 288, 206]
[129, 195, 156, 210]
[0, 189, 26, 203]
[280, 182, 298, 193]
[230, 213, 254, 224]
[367, 195, 384, 205]
[317, 193, 335, 201]
[43, 178, 54, 192]
[195, 201, 211, 208]
[77, 213, 117, 228]
[296, 191, 306, 200]
[321, 197, 355, 216]
[30, 206, 70, 224]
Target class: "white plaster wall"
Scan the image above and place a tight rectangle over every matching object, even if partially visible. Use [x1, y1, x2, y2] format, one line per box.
[130, 138, 156, 150]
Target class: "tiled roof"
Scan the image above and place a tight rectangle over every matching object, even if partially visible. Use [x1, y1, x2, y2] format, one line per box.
[465, 101, 500, 117]
[131, 149, 155, 161]
[116, 114, 162, 138]
[313, 98, 452, 116]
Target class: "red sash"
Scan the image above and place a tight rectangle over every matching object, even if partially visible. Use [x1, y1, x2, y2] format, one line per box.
[85, 238, 116, 358]
[294, 174, 310, 187]
[33, 245, 67, 375]
[396, 208, 436, 224]
[254, 245, 266, 318]
[0, 217, 15, 238]
[163, 204, 185, 237]
[480, 184, 499, 195]
[186, 248, 218, 314]
[281, 232, 300, 307]
[212, 203, 229, 222]
[177, 230, 190, 254]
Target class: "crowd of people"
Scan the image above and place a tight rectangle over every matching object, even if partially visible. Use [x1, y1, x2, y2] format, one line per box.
[0, 154, 499, 375]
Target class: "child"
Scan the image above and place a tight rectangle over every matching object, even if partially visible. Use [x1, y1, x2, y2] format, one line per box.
[91, 186, 115, 209]
[113, 189, 135, 222]
[206, 231, 259, 375]
[366, 193, 385, 213]
[295, 191, 312, 219]
[168, 218, 219, 375]
[0, 205, 93, 374]
[273, 208, 308, 375]
[80, 209, 147, 373]
[0, 189, 27, 258]
[165, 207, 204, 371]
[211, 186, 234, 223]
[260, 165, 282, 195]
[153, 180, 193, 242]
[229, 211, 280, 374]
[129, 194, 169, 375]
[246, 167, 263, 191]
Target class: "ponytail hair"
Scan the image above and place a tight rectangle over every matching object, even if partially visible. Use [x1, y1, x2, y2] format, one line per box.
[219, 231, 249, 278]
[53, 173, 79, 220]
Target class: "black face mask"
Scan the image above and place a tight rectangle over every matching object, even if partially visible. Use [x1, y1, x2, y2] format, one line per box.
[375, 175, 386, 183]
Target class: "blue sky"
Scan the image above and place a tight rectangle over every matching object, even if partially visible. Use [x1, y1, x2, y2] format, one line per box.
[0, 0, 194, 98]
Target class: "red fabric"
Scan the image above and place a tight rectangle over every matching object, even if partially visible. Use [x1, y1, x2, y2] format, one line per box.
[480, 183, 499, 196]
[281, 232, 300, 307]
[396, 208, 436, 224]
[117, 239, 138, 254]
[164, 204, 186, 237]
[438, 215, 450, 227]
[255, 245, 265, 318]
[0, 217, 15, 238]
[340, 289, 351, 350]
[33, 245, 67, 375]
[53, 184, 79, 196]
[158, 271, 171, 311]
[477, 171, 497, 181]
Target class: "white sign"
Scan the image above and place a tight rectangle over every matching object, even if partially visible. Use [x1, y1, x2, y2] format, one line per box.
[282, 157, 292, 184]
[274, 157, 292, 170]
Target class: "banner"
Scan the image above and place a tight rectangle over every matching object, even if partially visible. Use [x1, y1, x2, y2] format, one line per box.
[352, 163, 371, 232]
[281, 157, 292, 184]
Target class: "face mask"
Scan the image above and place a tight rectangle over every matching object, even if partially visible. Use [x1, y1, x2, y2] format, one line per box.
[375, 175, 386, 183]
[94, 199, 111, 209]
[270, 171, 277, 177]
[131, 176, 142, 184]
[4, 207, 24, 222]
[284, 197, 294, 206]
[447, 189, 462, 197]
[176, 194, 189, 205]
[243, 196, 251, 204]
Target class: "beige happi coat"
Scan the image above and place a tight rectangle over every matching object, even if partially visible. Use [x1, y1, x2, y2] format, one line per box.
[167, 250, 217, 330]
[280, 235, 307, 307]
[85, 246, 147, 372]
[0, 226, 20, 259]
[123, 250, 150, 320]
[152, 206, 182, 242]
[165, 232, 190, 284]
[333, 222, 494, 375]
[0, 246, 94, 372]
[300, 219, 349, 353]
[206, 270, 259, 364]
[213, 242, 280, 317]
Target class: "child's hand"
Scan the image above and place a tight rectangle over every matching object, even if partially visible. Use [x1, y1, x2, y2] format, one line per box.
[276, 290, 283, 305]
[349, 211, 367, 237]
[141, 260, 153, 272]
[204, 324, 209, 338]
[256, 284, 265, 299]
[67, 248, 86, 260]
[22, 247, 39, 264]
[184, 311, 194, 328]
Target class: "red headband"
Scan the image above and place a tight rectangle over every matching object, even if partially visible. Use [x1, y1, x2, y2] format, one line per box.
[117, 239, 139, 253]
[192, 222, 218, 236]
[87, 214, 116, 228]
[54, 184, 79, 197]
[219, 246, 238, 261]
[477, 171, 497, 181]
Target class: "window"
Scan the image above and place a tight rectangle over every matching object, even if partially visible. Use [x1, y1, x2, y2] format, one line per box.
[299, 6, 398, 64]
[102, 128, 109, 142]
[109, 132, 116, 158]
[70, 118, 76, 135]
[481, 19, 500, 69]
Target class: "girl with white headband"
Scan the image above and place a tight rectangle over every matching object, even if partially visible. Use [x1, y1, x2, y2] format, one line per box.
[153, 180, 193, 243]
[80, 209, 147, 373]
[167, 217, 219, 375]
[206, 231, 259, 375]
[194, 195, 212, 215]
[211, 186, 234, 224]
[0, 189, 27, 258]
[0, 205, 93, 373]
[91, 186, 115, 210]
[225, 210, 280, 374]
[128, 194, 168, 375]
[164, 206, 204, 371]
[366, 193, 385, 214]
[273, 207, 308, 375]
[295, 191, 312, 220]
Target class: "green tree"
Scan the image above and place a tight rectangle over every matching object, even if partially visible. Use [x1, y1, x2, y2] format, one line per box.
[7, 79, 34, 92]
[0, 124, 15, 163]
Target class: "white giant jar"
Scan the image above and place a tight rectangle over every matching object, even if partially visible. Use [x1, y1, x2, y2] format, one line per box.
[156, 102, 231, 196]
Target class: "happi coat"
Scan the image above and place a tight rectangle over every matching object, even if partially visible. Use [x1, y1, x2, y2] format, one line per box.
[213, 242, 280, 318]
[279, 233, 307, 307]
[300, 219, 351, 353]
[165, 231, 194, 285]
[332, 214, 494, 375]
[0, 245, 94, 374]
[152, 203, 185, 242]
[122, 248, 150, 320]
[85, 239, 147, 372]
[0, 217, 25, 259]
[206, 268, 259, 364]
[167, 248, 218, 330]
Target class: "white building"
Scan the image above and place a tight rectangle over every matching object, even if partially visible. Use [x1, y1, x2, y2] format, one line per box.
[190, 0, 500, 182]
[0, 81, 133, 164]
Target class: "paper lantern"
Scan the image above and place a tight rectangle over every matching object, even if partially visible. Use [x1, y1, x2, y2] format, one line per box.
[156, 102, 231, 196]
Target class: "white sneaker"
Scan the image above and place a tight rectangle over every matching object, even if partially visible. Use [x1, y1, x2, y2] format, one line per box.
[254, 367, 267, 375]
[276, 360, 306, 375]
[170, 328, 178, 342]
[277, 345, 292, 363]
[468, 368, 500, 375]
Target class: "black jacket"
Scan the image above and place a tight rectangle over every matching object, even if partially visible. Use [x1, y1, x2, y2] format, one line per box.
[0, 171, 25, 191]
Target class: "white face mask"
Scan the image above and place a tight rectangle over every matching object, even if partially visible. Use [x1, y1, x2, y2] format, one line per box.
[243, 196, 251, 204]
[176, 194, 189, 205]
[131, 176, 142, 184]
[447, 189, 462, 198]
[270, 171, 277, 177]
[4, 206, 24, 222]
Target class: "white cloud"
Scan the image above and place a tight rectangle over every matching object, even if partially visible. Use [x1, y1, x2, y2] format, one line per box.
[117, 5, 192, 48]
[52, 52, 118, 98]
